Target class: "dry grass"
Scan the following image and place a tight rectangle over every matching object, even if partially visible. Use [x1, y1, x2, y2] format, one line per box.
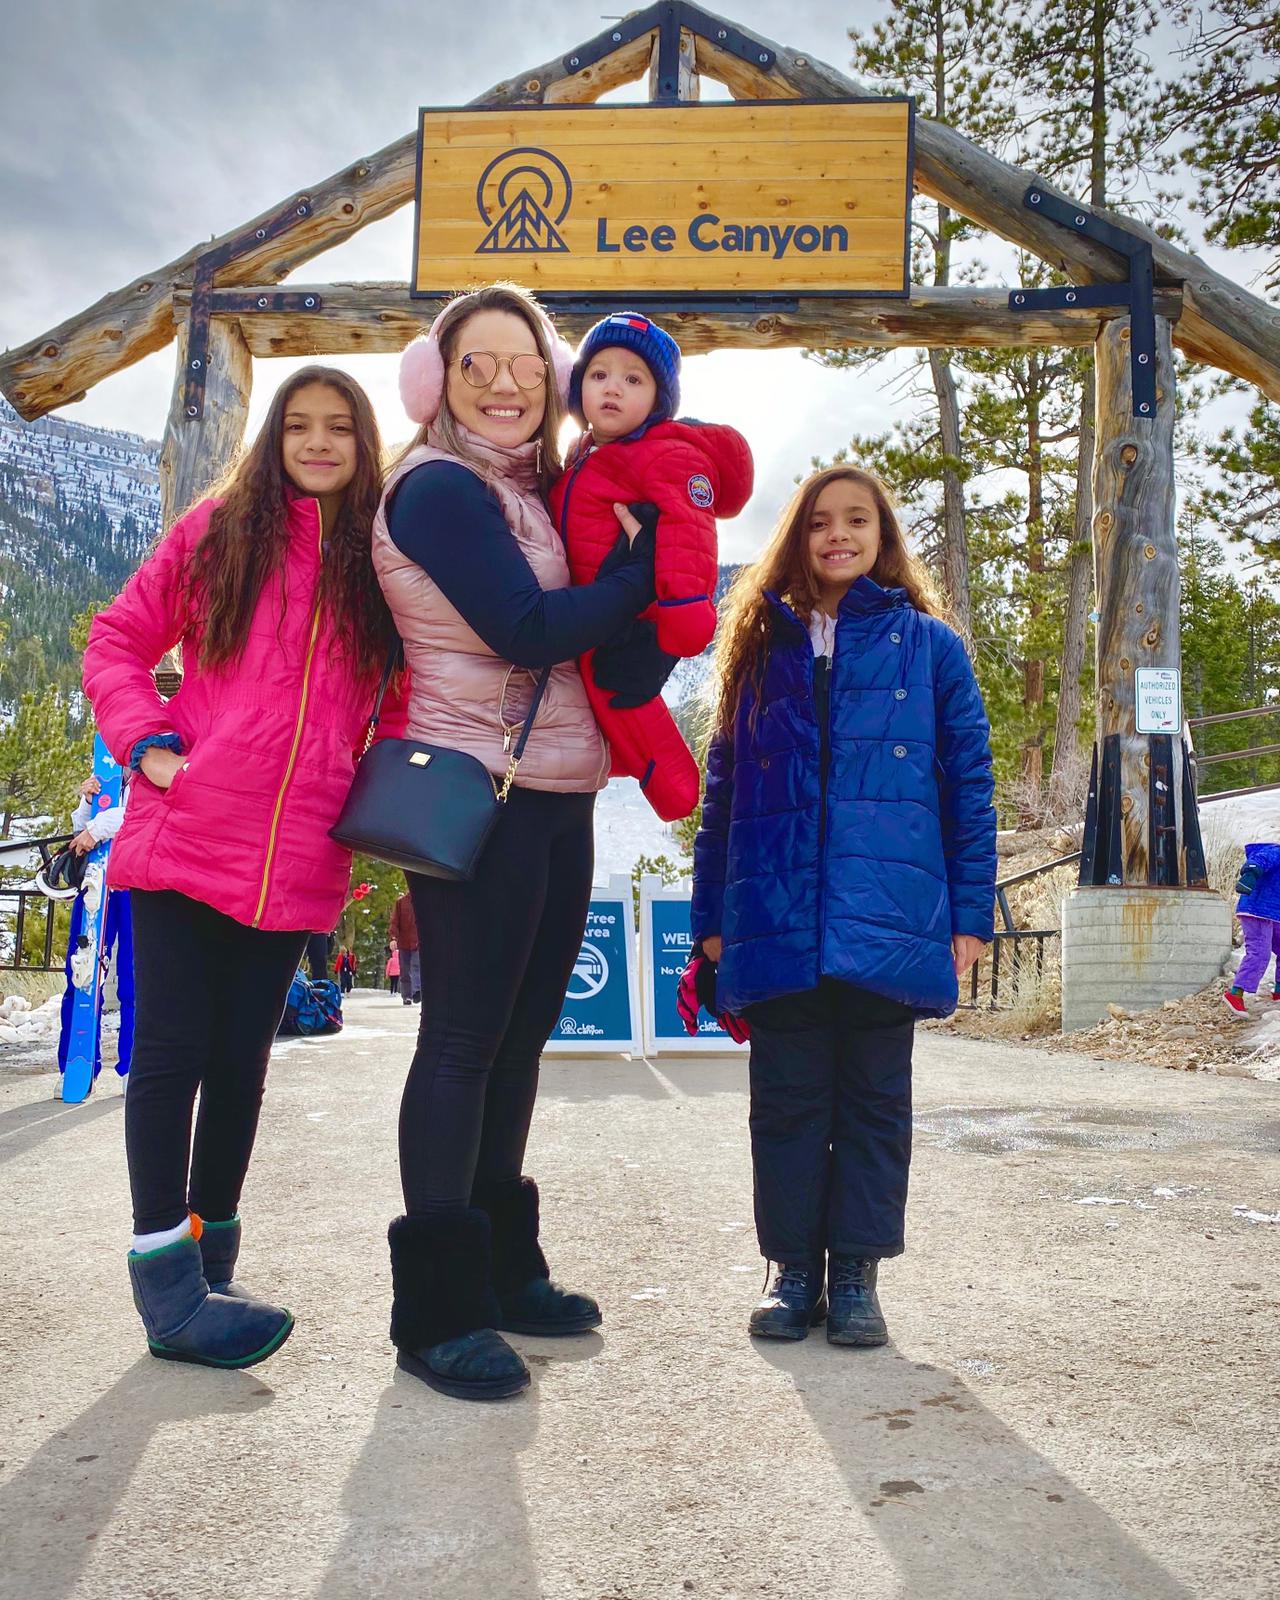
[1, 971, 61, 1007]
[1199, 812, 1248, 912]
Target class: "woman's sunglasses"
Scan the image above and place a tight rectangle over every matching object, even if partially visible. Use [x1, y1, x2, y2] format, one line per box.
[456, 351, 548, 390]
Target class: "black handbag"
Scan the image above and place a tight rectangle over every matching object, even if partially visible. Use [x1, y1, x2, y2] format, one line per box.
[329, 645, 553, 881]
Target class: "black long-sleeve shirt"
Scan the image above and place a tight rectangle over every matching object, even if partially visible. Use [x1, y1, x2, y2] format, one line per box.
[387, 460, 655, 670]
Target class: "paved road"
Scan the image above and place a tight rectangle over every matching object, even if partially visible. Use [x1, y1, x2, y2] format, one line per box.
[2, 994, 1277, 1600]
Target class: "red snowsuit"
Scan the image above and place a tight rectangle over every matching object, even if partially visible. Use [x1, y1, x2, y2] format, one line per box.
[548, 419, 754, 822]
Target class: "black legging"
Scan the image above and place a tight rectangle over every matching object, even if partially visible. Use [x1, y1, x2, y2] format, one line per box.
[400, 786, 595, 1214]
[126, 890, 307, 1233]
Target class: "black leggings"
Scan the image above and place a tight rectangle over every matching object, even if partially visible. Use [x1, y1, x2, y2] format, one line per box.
[126, 890, 307, 1233]
[400, 786, 595, 1215]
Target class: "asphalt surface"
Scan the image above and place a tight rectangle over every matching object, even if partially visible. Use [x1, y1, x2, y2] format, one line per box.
[1, 993, 1277, 1600]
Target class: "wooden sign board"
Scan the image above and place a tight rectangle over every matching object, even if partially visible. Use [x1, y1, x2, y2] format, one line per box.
[412, 99, 913, 300]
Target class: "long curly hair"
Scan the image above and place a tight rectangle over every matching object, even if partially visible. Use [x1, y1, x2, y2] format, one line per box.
[185, 366, 393, 678]
[711, 466, 945, 740]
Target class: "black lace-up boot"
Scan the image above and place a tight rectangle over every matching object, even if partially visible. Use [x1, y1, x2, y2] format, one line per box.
[747, 1261, 827, 1341]
[826, 1255, 888, 1346]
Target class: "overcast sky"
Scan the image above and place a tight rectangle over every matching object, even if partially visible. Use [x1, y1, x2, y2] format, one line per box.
[0, 1, 1266, 564]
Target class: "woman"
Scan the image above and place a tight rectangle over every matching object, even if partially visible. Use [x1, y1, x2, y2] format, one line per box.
[375, 283, 656, 1400]
[83, 367, 396, 1369]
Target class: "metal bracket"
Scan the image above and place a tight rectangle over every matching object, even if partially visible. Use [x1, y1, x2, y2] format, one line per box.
[210, 290, 324, 316]
[182, 197, 319, 419]
[563, 2, 775, 80]
[1007, 185, 1157, 418]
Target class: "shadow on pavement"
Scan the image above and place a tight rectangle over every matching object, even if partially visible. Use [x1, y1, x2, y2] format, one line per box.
[0, 1094, 120, 1167]
[315, 1372, 541, 1600]
[0, 1357, 274, 1600]
[758, 1339, 1195, 1600]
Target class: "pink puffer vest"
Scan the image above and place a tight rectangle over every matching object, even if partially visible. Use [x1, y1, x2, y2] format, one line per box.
[372, 428, 608, 793]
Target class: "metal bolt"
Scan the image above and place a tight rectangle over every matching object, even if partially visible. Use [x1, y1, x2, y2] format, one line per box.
[758, 52, 768, 62]
[1066, 291, 1077, 303]
[297, 204, 308, 216]
[186, 404, 198, 417]
[1139, 402, 1151, 413]
[256, 228, 267, 239]
[1138, 353, 1149, 364]
[612, 30, 621, 40]
[718, 28, 727, 38]
[1029, 192, 1041, 204]
[304, 296, 317, 308]
[569, 55, 580, 67]
[257, 297, 268, 308]
[1075, 214, 1086, 225]
[190, 358, 202, 370]
[1014, 294, 1025, 305]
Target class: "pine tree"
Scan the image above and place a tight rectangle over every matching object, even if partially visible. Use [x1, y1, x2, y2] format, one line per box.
[0, 689, 91, 838]
[1169, 1, 1280, 290]
[819, 0, 1018, 641]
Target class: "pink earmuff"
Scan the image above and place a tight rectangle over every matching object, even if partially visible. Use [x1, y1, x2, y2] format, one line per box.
[399, 302, 574, 426]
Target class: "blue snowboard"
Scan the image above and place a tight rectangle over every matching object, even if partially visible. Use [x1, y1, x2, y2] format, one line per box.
[62, 735, 122, 1104]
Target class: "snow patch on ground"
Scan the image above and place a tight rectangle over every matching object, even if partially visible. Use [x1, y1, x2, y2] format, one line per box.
[592, 777, 684, 882]
[1199, 790, 1280, 848]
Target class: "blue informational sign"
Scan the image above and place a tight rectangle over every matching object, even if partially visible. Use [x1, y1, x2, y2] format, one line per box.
[641, 881, 745, 1054]
[547, 883, 639, 1054]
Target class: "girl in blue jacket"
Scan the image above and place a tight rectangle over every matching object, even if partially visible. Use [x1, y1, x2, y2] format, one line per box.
[688, 466, 997, 1347]
[1224, 843, 1280, 1015]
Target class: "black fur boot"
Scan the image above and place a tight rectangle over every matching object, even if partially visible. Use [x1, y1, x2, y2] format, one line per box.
[473, 1177, 601, 1336]
[387, 1210, 529, 1399]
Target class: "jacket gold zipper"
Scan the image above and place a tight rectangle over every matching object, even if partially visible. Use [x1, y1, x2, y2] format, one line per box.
[252, 508, 324, 928]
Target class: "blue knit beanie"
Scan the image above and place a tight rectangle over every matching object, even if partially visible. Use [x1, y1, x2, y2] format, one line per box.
[569, 312, 681, 428]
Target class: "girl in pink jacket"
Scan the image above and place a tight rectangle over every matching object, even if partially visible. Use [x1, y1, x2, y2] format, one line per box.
[83, 366, 397, 1371]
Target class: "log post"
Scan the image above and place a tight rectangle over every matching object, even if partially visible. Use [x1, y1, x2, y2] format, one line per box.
[1062, 312, 1230, 1029]
[648, 26, 700, 100]
[1091, 313, 1179, 884]
[159, 316, 252, 528]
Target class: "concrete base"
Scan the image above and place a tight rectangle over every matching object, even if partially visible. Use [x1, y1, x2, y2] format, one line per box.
[1061, 886, 1233, 1032]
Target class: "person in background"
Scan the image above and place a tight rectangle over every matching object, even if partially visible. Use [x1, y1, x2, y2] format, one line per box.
[335, 946, 357, 994]
[56, 772, 134, 1090]
[389, 889, 420, 1006]
[1224, 842, 1280, 1015]
[387, 946, 401, 997]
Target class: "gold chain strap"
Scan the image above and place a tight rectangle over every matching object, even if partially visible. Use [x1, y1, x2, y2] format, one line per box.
[497, 753, 521, 802]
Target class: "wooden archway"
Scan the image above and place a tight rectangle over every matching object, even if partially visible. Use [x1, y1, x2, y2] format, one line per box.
[3, 0, 1279, 894]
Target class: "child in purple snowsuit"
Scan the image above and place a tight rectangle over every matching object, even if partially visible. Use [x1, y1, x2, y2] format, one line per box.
[1224, 842, 1280, 1015]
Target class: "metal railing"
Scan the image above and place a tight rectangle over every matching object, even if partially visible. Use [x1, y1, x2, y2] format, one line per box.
[957, 849, 1079, 1011]
[0, 885, 61, 972]
[1188, 704, 1280, 802]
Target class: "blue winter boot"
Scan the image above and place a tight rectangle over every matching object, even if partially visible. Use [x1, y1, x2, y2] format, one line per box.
[826, 1255, 889, 1347]
[198, 1215, 247, 1297]
[748, 1262, 827, 1341]
[128, 1233, 293, 1368]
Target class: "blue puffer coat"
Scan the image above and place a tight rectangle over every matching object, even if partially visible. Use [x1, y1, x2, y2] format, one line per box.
[1237, 843, 1280, 920]
[691, 579, 997, 1018]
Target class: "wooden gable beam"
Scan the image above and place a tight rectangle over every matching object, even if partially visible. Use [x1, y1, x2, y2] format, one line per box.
[181, 281, 1184, 359]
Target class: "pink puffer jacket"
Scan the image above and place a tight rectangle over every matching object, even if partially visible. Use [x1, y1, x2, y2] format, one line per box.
[83, 495, 393, 932]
